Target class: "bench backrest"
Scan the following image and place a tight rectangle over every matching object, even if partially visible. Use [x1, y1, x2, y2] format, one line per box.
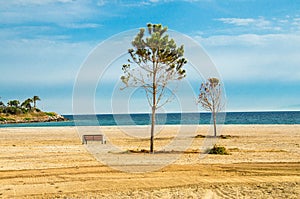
[82, 134, 105, 144]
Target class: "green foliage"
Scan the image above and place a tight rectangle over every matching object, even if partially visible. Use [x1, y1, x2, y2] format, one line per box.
[0, 116, 6, 121]
[208, 144, 230, 155]
[21, 108, 28, 114]
[4, 107, 22, 115]
[121, 23, 187, 153]
[0, 96, 42, 116]
[33, 96, 41, 108]
[7, 100, 20, 108]
[0, 116, 14, 122]
[21, 98, 33, 110]
[121, 23, 187, 88]
[45, 112, 56, 117]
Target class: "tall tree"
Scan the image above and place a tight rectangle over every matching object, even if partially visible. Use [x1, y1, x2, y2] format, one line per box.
[33, 96, 41, 109]
[0, 97, 3, 108]
[21, 98, 33, 110]
[121, 24, 187, 153]
[197, 77, 224, 137]
[7, 100, 20, 108]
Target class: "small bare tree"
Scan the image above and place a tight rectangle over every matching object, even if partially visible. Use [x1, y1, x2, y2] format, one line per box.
[121, 23, 187, 153]
[197, 77, 224, 137]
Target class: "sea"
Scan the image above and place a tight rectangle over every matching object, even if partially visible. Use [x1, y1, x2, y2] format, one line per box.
[0, 111, 300, 128]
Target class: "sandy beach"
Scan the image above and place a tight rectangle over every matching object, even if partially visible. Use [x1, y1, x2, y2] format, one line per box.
[0, 125, 299, 198]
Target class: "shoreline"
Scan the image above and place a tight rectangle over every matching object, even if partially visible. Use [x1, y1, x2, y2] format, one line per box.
[1, 123, 300, 128]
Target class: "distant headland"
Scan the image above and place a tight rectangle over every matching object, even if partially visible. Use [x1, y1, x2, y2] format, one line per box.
[0, 96, 67, 124]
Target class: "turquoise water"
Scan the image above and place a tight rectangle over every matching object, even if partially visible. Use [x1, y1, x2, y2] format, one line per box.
[0, 111, 299, 128]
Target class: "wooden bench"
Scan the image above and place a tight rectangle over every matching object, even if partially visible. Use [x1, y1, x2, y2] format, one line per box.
[82, 134, 106, 144]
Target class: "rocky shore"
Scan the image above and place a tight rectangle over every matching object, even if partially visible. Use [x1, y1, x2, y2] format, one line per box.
[0, 113, 67, 124]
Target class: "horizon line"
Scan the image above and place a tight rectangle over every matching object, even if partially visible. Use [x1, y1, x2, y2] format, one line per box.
[62, 110, 300, 115]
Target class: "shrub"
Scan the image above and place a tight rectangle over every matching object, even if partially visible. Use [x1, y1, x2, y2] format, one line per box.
[45, 112, 56, 117]
[0, 116, 7, 121]
[5, 107, 22, 115]
[0, 117, 14, 122]
[21, 108, 28, 114]
[128, 149, 149, 153]
[208, 144, 230, 155]
[195, 134, 206, 138]
[220, 135, 232, 139]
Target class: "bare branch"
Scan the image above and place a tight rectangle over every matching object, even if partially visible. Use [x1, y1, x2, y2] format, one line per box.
[197, 77, 224, 136]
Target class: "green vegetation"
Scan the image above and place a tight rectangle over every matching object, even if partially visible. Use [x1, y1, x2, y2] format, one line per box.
[45, 112, 57, 117]
[0, 96, 41, 115]
[33, 96, 41, 109]
[121, 23, 187, 153]
[208, 144, 230, 155]
[0, 96, 65, 124]
[0, 116, 7, 121]
[0, 116, 14, 122]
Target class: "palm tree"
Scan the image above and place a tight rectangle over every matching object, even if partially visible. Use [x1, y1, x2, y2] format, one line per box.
[0, 97, 3, 108]
[32, 96, 41, 109]
[0, 97, 4, 108]
[21, 98, 33, 110]
[7, 100, 20, 108]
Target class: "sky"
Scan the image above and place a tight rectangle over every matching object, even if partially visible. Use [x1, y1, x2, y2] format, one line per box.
[1, 0, 300, 114]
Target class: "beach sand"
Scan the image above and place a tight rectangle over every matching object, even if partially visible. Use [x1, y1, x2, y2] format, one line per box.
[0, 125, 299, 198]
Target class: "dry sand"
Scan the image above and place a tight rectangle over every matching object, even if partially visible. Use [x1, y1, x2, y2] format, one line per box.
[0, 125, 299, 198]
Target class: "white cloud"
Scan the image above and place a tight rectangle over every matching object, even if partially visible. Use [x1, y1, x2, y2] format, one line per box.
[292, 18, 300, 27]
[217, 17, 273, 30]
[0, 0, 97, 25]
[196, 34, 265, 46]
[278, 19, 289, 24]
[0, 0, 75, 6]
[217, 18, 256, 26]
[195, 33, 300, 83]
[63, 23, 102, 29]
[217, 16, 300, 33]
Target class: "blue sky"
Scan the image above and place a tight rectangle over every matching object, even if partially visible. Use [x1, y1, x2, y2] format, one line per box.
[1, 0, 300, 114]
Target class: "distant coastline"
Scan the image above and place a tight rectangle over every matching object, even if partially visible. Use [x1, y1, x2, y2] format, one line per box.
[0, 96, 67, 125]
[0, 112, 67, 124]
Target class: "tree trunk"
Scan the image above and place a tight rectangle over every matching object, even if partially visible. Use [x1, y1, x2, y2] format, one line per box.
[150, 106, 155, 153]
[213, 111, 217, 137]
[150, 60, 157, 154]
